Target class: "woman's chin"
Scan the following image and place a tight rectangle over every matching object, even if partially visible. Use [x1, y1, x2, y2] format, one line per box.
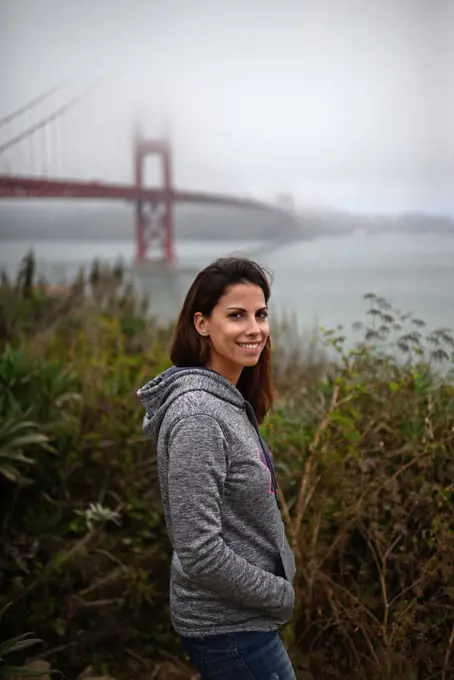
[238, 355, 261, 368]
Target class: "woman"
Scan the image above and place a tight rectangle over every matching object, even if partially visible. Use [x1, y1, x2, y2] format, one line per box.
[138, 256, 297, 679]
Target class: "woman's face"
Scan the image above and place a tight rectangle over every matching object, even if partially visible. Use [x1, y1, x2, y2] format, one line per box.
[194, 282, 269, 384]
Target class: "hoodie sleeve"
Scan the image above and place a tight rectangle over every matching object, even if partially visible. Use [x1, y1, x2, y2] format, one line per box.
[167, 414, 293, 615]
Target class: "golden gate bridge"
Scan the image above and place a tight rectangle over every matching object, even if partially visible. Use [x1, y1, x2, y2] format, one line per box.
[0, 77, 301, 265]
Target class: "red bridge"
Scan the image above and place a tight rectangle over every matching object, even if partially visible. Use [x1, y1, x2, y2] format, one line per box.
[0, 77, 300, 264]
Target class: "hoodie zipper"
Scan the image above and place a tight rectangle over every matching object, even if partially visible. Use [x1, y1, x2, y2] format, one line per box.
[244, 401, 281, 509]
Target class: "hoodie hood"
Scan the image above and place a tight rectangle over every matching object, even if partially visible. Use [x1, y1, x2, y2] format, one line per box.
[137, 366, 245, 444]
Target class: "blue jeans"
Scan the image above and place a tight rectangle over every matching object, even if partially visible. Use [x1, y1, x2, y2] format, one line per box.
[180, 630, 297, 680]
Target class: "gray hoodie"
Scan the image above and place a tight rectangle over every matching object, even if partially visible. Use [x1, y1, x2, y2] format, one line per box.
[137, 367, 296, 637]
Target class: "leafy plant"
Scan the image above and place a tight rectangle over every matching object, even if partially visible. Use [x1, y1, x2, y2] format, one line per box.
[0, 417, 51, 485]
[0, 605, 58, 678]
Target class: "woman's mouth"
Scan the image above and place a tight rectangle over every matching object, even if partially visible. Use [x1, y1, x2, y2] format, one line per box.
[237, 341, 262, 353]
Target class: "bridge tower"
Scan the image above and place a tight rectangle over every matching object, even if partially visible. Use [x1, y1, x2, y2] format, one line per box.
[133, 131, 174, 264]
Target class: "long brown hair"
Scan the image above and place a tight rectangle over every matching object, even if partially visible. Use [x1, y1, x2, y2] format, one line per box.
[170, 257, 274, 422]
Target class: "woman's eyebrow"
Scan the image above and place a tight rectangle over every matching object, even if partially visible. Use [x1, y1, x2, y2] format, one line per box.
[225, 306, 268, 312]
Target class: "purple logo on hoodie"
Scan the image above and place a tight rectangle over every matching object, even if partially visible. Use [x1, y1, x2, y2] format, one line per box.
[257, 448, 274, 495]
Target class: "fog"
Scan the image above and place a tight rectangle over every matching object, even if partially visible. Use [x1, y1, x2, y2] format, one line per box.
[1, 0, 453, 213]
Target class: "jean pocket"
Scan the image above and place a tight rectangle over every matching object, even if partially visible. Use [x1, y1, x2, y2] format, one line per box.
[202, 643, 239, 675]
[235, 630, 278, 654]
[202, 632, 237, 654]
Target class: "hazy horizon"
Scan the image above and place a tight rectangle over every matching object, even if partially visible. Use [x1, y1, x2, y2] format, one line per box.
[1, 0, 453, 215]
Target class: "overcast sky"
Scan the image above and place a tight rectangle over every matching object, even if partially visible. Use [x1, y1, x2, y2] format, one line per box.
[1, 0, 453, 213]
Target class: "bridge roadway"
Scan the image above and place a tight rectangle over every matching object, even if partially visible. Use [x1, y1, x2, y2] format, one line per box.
[0, 174, 291, 219]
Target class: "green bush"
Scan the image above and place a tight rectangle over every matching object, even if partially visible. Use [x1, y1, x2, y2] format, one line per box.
[0, 603, 60, 678]
[266, 297, 454, 679]
[0, 255, 453, 679]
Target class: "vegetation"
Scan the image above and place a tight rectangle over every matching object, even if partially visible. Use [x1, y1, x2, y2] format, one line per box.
[0, 603, 59, 678]
[0, 253, 453, 680]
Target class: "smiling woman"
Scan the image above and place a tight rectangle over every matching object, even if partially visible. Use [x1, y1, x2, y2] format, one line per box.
[169, 256, 274, 422]
[137, 257, 297, 679]
[193, 281, 270, 385]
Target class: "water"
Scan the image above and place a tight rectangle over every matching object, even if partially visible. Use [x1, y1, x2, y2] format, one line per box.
[1, 233, 454, 335]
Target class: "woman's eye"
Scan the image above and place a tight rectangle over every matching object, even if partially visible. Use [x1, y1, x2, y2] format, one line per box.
[228, 311, 268, 320]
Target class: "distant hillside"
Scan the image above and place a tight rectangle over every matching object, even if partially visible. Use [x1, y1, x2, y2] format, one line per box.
[297, 208, 454, 236]
[1, 202, 453, 241]
[0, 203, 305, 241]
[366, 212, 454, 235]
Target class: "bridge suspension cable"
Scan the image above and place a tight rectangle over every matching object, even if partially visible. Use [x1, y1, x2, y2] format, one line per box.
[0, 77, 106, 155]
[0, 78, 70, 129]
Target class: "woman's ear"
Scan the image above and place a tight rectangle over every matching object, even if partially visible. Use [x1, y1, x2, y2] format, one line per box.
[194, 312, 210, 337]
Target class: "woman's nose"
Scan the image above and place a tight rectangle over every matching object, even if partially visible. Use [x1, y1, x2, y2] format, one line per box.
[245, 320, 261, 336]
